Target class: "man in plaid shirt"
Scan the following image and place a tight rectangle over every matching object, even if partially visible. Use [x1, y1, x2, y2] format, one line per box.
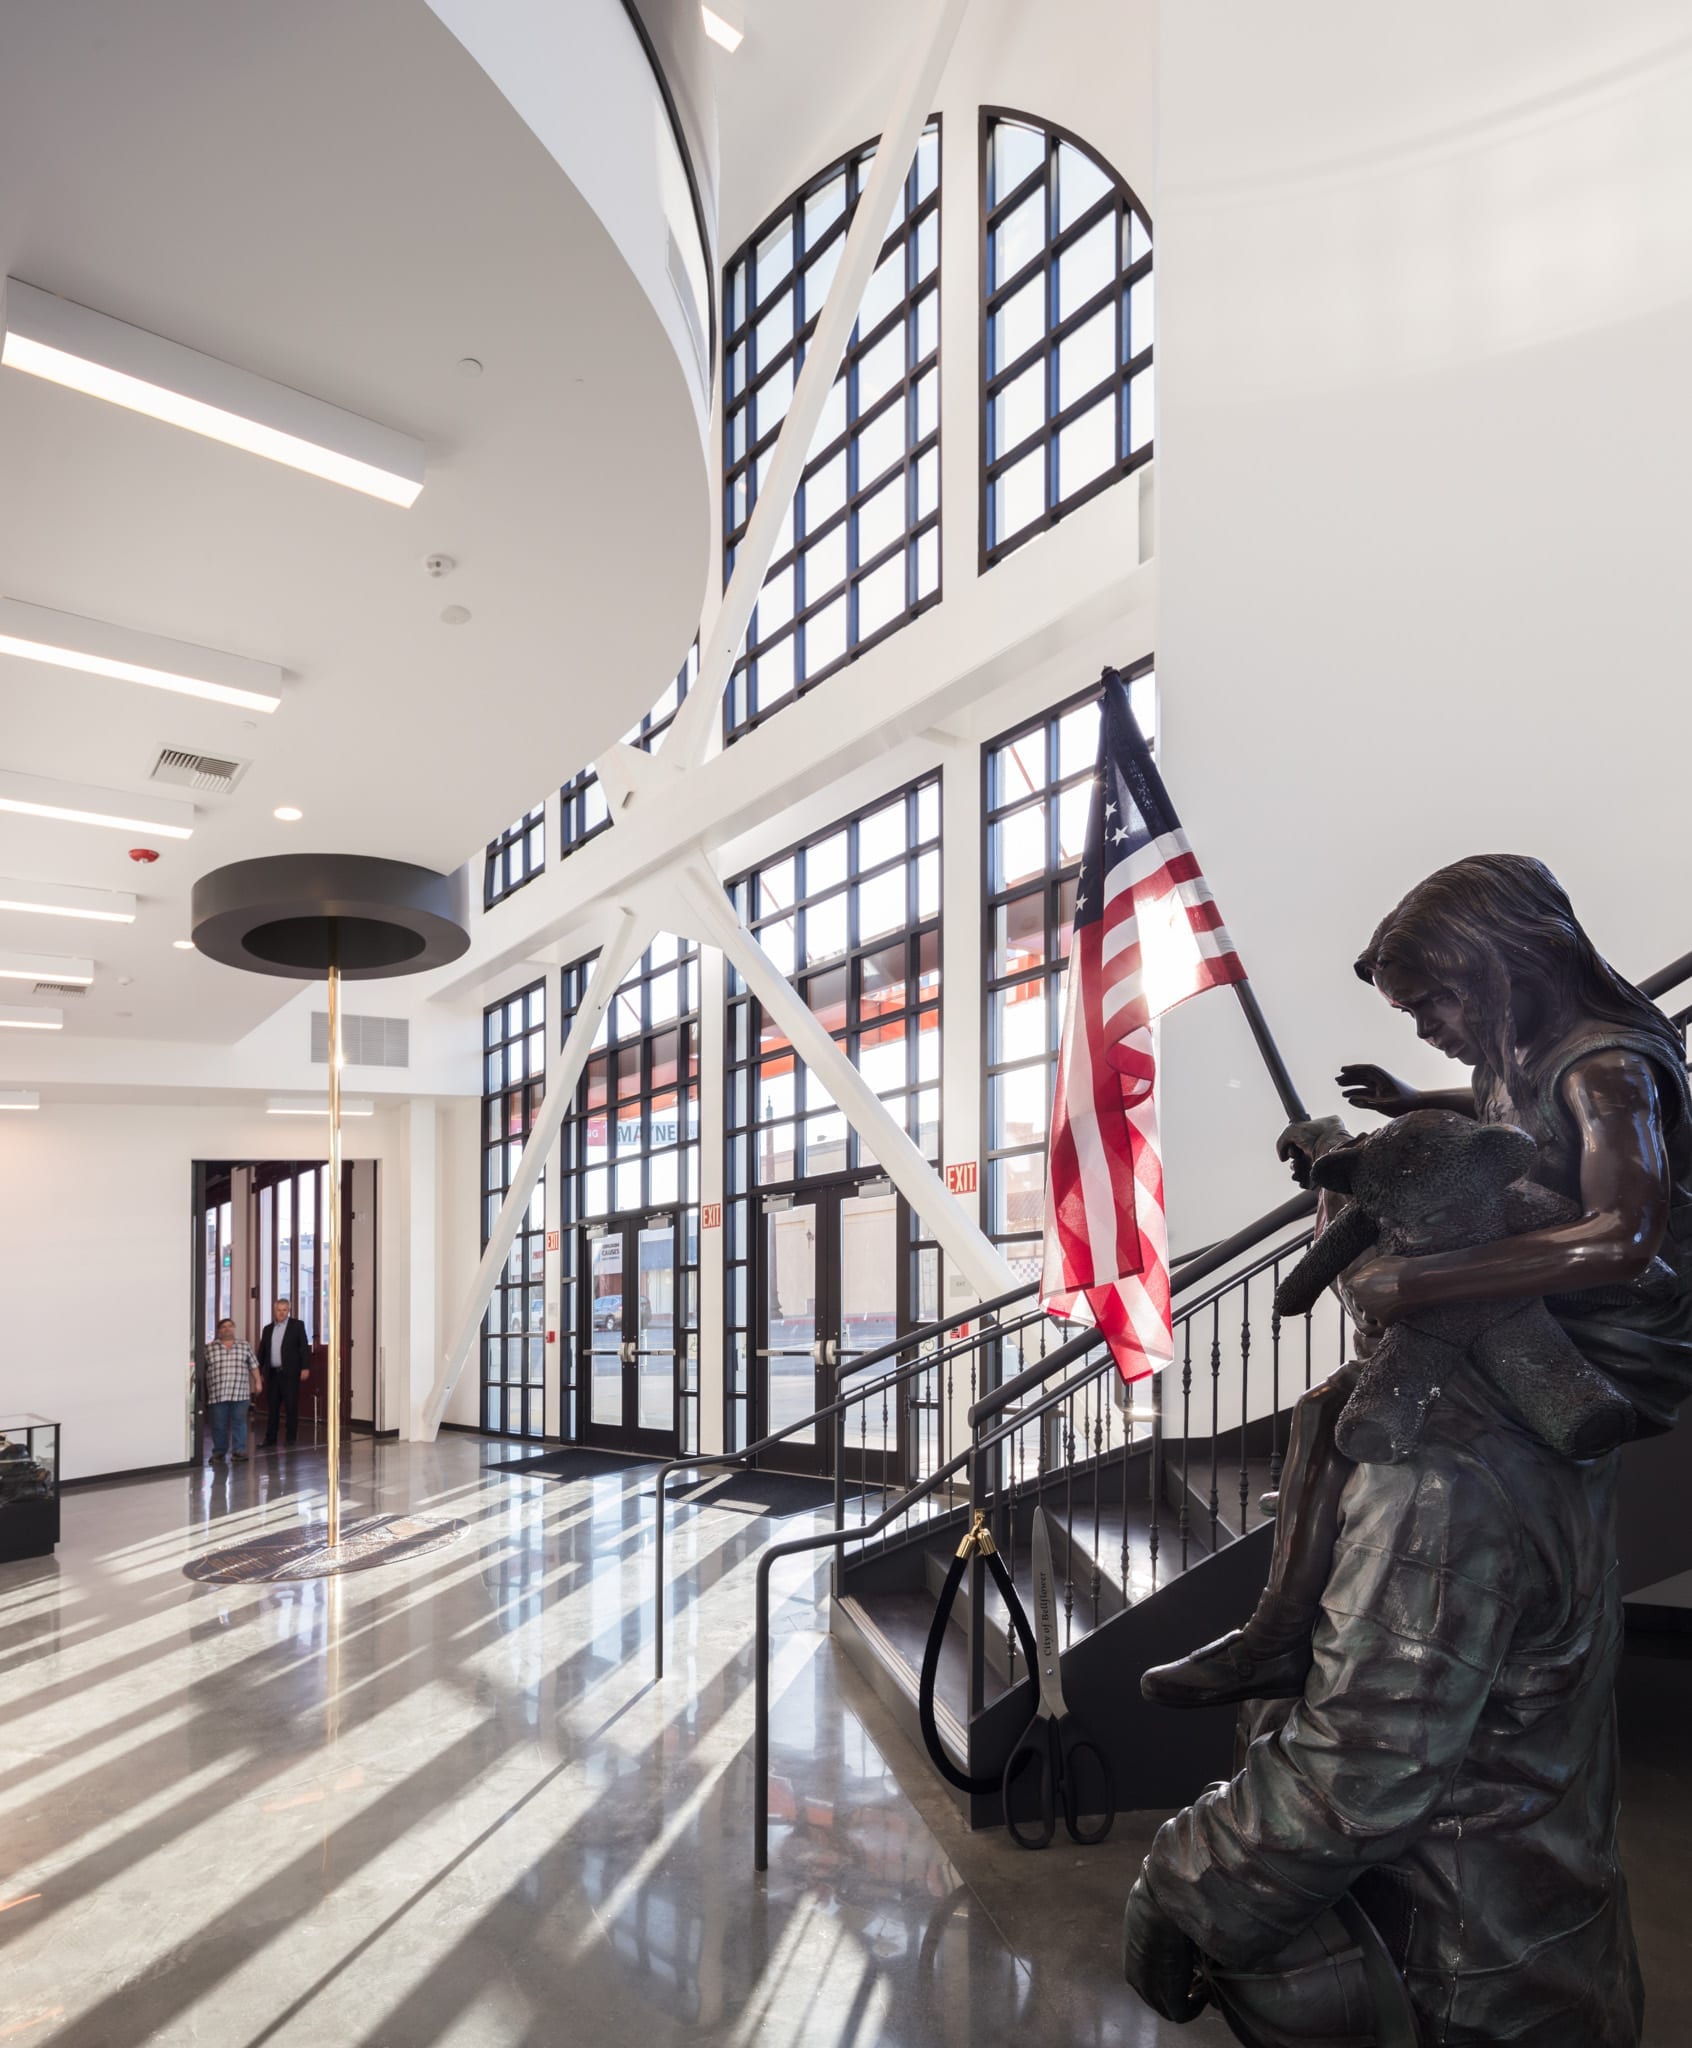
[202, 1317, 258, 1464]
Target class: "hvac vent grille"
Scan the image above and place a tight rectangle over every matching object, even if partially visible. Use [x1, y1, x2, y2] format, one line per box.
[311, 1011, 410, 1068]
[149, 746, 249, 794]
[31, 981, 86, 996]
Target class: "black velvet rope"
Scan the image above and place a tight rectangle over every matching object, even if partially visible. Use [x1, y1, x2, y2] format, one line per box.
[917, 1538, 1040, 1795]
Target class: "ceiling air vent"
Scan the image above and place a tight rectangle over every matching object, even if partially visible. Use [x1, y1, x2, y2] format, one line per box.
[149, 746, 249, 795]
[311, 1011, 409, 1069]
[32, 980, 86, 997]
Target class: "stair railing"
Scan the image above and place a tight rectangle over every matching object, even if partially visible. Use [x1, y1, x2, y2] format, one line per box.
[650, 1282, 1042, 1677]
[745, 1198, 1325, 1870]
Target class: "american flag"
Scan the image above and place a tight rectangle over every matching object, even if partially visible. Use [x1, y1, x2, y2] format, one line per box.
[1042, 671, 1246, 1381]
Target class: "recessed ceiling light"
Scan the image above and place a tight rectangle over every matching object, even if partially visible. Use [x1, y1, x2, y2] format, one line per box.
[0, 877, 136, 924]
[456, 357, 483, 377]
[0, 279, 426, 508]
[0, 1088, 40, 1110]
[701, 5, 743, 51]
[273, 805, 303, 823]
[0, 598, 282, 714]
[440, 605, 471, 626]
[0, 769, 193, 840]
[267, 1095, 375, 1117]
[173, 938, 195, 950]
[0, 1005, 63, 1030]
[0, 948, 93, 985]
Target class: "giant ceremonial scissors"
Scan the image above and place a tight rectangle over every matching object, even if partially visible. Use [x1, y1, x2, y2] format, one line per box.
[1001, 1507, 1116, 1849]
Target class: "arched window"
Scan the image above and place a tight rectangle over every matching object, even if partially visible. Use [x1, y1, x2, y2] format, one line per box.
[721, 122, 941, 740]
[981, 112, 1153, 566]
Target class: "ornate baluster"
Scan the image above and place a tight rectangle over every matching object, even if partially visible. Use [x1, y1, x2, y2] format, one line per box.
[1063, 1389, 1076, 1648]
[880, 1374, 890, 1554]
[1208, 1300, 1222, 1554]
[1008, 1427, 1025, 1681]
[1269, 1255, 1284, 1496]
[1179, 1317, 1193, 1571]
[859, 1395, 867, 1529]
[1238, 1275, 1252, 1541]
[1147, 1366, 1162, 1589]
[1092, 1377, 1105, 1628]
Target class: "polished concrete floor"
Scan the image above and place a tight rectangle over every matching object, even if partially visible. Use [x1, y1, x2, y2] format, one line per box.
[2, 1435, 1689, 2047]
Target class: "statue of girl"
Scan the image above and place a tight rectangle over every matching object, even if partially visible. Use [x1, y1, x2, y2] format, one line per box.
[1143, 850, 1692, 1707]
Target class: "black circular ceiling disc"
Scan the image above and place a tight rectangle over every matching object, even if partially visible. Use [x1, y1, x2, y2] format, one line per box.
[190, 853, 471, 981]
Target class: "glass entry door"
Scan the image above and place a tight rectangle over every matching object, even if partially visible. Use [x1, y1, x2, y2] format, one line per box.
[581, 1214, 679, 1455]
[758, 1180, 902, 1478]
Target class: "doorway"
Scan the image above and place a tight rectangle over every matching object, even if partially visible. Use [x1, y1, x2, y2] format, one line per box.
[580, 1211, 681, 1456]
[192, 1157, 378, 1446]
[757, 1176, 902, 1479]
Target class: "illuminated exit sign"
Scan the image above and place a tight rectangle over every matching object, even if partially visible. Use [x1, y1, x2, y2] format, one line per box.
[944, 1162, 978, 1196]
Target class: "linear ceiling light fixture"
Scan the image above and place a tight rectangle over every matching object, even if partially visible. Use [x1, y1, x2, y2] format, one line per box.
[0, 279, 425, 508]
[0, 1088, 40, 1110]
[0, 1005, 63, 1030]
[0, 878, 137, 924]
[0, 948, 93, 986]
[701, 5, 744, 50]
[0, 770, 193, 840]
[0, 598, 282, 714]
[267, 1095, 375, 1117]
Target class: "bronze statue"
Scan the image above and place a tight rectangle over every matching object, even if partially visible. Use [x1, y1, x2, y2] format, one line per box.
[1272, 1109, 1648, 1466]
[1125, 855, 1692, 2044]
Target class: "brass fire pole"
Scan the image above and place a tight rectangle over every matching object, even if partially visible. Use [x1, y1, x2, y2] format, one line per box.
[326, 920, 342, 1550]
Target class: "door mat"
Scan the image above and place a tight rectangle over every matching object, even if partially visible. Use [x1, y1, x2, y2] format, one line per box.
[652, 1469, 868, 1518]
[489, 1449, 658, 1482]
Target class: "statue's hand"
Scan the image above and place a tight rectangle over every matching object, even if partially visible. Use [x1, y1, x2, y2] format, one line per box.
[1121, 1878, 1208, 2023]
[1344, 1252, 1415, 1327]
[1337, 1064, 1420, 1117]
[1276, 1115, 1351, 1189]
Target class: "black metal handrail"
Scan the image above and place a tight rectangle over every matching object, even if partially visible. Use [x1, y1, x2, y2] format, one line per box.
[651, 1289, 1046, 1676]
[749, 1363, 1125, 1868]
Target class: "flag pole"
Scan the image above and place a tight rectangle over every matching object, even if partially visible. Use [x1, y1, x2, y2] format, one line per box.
[1230, 980, 1309, 1125]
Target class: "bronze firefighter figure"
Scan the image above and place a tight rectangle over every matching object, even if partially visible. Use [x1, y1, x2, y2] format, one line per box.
[1125, 855, 1692, 2047]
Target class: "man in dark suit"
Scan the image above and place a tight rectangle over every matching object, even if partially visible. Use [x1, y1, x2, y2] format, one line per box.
[258, 1296, 310, 1447]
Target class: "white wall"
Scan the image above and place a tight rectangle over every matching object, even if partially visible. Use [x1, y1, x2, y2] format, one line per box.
[1155, 0, 1692, 1248]
[0, 1100, 456, 1480]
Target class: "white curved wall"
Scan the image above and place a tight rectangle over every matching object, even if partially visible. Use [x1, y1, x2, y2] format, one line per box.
[427, 0, 715, 438]
[1156, 0, 1692, 1241]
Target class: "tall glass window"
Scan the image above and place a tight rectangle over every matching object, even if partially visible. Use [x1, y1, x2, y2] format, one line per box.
[982, 663, 1155, 1279]
[723, 776, 942, 1448]
[559, 642, 697, 859]
[484, 806, 546, 909]
[553, 939, 702, 1452]
[481, 979, 547, 1437]
[722, 122, 942, 740]
[981, 111, 1153, 566]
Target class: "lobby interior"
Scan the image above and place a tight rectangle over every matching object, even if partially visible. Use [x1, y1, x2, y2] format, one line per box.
[5, 3, 1692, 2044]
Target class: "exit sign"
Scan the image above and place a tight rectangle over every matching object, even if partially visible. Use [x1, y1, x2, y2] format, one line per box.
[945, 1162, 978, 1196]
[545, 1230, 560, 1252]
[701, 1202, 722, 1230]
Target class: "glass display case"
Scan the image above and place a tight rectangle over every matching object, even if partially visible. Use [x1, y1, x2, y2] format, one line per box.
[0, 1416, 59, 1562]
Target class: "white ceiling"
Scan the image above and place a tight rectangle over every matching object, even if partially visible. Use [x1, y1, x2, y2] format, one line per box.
[0, 0, 710, 1044]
